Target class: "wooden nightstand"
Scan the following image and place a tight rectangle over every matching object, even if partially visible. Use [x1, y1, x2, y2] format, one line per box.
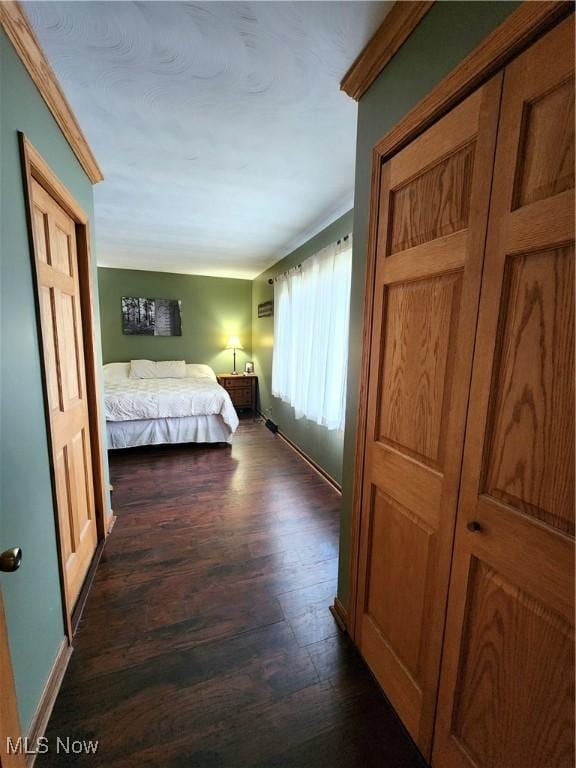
[217, 374, 258, 412]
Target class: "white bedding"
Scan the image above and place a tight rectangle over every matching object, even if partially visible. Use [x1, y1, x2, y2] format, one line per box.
[107, 415, 233, 448]
[104, 376, 239, 432]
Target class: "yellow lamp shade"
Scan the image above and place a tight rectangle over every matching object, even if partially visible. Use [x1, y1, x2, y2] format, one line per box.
[226, 335, 243, 350]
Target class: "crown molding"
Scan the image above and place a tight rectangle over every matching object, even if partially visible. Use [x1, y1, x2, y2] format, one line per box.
[0, 1, 103, 183]
[341, 1, 434, 101]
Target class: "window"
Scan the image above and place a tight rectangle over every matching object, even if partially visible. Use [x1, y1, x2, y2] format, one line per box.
[272, 235, 352, 431]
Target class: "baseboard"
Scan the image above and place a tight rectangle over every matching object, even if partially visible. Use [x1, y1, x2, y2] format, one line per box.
[271, 426, 342, 494]
[72, 537, 106, 635]
[329, 597, 348, 632]
[26, 638, 72, 767]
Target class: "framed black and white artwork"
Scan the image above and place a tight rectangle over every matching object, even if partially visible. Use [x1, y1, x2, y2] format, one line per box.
[121, 297, 182, 336]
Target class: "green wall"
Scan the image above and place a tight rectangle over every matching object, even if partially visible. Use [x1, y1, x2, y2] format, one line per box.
[100, 214, 353, 487]
[98, 267, 253, 373]
[0, 30, 110, 731]
[252, 209, 353, 486]
[337, 1, 521, 608]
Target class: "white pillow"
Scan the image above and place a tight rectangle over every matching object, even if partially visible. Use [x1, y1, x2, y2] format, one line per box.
[130, 360, 186, 379]
[129, 359, 157, 379]
[103, 362, 130, 383]
[185, 364, 217, 381]
[156, 360, 186, 379]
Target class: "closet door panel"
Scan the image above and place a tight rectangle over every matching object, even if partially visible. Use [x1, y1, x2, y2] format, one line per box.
[433, 16, 575, 768]
[355, 76, 503, 758]
[484, 246, 574, 535]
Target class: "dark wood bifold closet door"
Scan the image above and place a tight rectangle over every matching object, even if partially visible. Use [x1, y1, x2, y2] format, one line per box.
[433, 16, 575, 768]
[354, 77, 502, 758]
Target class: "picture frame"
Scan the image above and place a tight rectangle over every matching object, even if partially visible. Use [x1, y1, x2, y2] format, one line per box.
[245, 361, 254, 374]
[121, 296, 182, 336]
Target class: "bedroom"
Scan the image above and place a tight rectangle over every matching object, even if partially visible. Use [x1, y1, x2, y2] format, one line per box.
[0, 2, 574, 767]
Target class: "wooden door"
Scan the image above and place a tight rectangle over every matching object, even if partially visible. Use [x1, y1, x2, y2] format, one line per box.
[355, 78, 502, 758]
[432, 16, 575, 768]
[0, 590, 25, 768]
[31, 178, 98, 611]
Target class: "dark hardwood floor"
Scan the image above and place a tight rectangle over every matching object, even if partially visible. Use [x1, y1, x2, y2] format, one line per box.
[38, 418, 425, 767]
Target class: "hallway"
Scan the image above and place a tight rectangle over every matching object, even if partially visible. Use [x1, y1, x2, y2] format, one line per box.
[39, 419, 425, 767]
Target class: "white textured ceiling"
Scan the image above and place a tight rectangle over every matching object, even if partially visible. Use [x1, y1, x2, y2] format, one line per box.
[26, 1, 391, 278]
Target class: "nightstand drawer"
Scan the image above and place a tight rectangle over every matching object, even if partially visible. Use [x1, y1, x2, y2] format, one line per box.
[231, 387, 253, 406]
[220, 377, 249, 389]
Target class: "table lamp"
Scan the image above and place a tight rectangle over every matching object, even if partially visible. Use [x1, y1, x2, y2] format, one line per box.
[226, 335, 243, 374]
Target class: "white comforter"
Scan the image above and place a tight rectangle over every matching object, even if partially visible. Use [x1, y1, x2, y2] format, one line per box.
[104, 377, 239, 432]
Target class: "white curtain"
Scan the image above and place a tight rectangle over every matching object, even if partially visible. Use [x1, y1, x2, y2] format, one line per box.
[272, 235, 352, 431]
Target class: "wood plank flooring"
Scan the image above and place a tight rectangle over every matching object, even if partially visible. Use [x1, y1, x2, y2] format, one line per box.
[38, 418, 426, 767]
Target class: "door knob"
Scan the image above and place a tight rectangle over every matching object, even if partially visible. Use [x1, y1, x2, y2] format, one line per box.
[467, 521, 481, 533]
[0, 547, 22, 573]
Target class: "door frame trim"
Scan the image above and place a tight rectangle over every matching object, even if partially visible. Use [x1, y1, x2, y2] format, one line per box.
[19, 133, 108, 641]
[346, 0, 574, 639]
[0, 590, 25, 768]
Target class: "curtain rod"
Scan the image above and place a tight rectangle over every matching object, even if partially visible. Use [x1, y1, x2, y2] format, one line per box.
[268, 262, 302, 284]
[267, 233, 351, 285]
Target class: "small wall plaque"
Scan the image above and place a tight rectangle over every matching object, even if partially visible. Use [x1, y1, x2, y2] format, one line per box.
[258, 300, 273, 318]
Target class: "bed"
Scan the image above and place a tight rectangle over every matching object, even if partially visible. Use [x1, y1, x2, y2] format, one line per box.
[103, 361, 239, 449]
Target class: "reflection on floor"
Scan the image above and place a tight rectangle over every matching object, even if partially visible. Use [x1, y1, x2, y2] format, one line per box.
[38, 417, 425, 767]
